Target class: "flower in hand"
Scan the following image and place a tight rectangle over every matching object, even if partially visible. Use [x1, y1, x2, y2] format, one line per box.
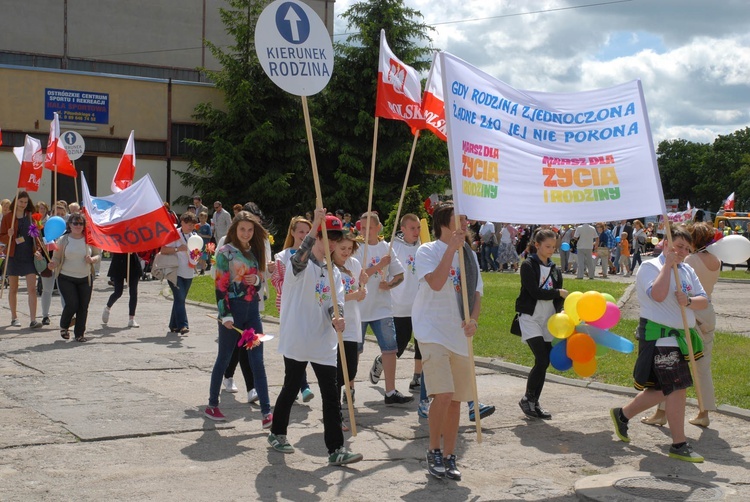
[237, 328, 261, 350]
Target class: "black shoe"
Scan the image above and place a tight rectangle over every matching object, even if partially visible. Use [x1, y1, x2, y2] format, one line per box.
[534, 402, 552, 420]
[409, 374, 421, 390]
[610, 407, 630, 443]
[443, 454, 462, 480]
[384, 390, 414, 406]
[42, 316, 50, 326]
[519, 397, 539, 419]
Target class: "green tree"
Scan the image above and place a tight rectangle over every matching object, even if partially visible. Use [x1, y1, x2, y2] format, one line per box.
[178, 0, 316, 230]
[656, 139, 711, 207]
[382, 185, 430, 239]
[314, 0, 449, 217]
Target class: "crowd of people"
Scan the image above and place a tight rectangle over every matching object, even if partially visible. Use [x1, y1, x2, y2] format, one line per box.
[0, 193, 728, 473]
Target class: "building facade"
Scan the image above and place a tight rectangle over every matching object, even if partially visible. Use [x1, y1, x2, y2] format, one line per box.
[0, 0, 335, 210]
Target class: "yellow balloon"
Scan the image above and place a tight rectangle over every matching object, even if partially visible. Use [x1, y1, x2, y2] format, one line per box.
[651, 236, 659, 245]
[547, 313, 575, 339]
[573, 358, 597, 378]
[420, 218, 431, 244]
[564, 291, 583, 325]
[577, 291, 607, 322]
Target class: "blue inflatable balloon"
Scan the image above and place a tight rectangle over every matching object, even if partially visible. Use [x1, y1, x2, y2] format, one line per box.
[43, 216, 66, 243]
[550, 339, 573, 371]
[616, 236, 621, 242]
[560, 242, 570, 252]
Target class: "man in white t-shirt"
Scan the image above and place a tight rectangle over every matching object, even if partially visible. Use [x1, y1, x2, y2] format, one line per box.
[413, 203, 482, 481]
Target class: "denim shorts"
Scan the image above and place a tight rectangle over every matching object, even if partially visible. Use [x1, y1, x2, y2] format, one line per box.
[361, 318, 398, 353]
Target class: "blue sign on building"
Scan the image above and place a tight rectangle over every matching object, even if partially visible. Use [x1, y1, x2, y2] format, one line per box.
[45, 88, 109, 124]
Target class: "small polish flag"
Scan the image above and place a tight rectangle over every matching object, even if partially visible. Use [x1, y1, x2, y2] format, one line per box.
[421, 52, 447, 141]
[13, 135, 44, 192]
[112, 130, 136, 193]
[723, 192, 735, 212]
[44, 112, 78, 178]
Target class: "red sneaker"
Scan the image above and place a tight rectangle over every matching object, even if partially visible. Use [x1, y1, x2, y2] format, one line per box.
[262, 413, 273, 429]
[204, 406, 226, 421]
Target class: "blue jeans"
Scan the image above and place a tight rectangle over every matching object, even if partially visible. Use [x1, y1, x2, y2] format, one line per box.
[168, 276, 192, 330]
[482, 244, 498, 271]
[209, 299, 270, 414]
[362, 318, 398, 353]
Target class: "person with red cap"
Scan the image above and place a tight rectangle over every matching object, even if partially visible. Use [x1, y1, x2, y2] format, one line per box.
[267, 208, 362, 466]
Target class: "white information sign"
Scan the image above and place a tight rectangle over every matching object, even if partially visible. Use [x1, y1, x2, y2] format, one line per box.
[254, 0, 334, 96]
[61, 130, 85, 160]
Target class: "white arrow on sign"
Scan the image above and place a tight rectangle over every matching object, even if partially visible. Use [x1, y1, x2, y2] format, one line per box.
[284, 6, 302, 42]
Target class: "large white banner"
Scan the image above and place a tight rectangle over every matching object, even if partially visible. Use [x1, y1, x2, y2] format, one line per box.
[441, 52, 667, 224]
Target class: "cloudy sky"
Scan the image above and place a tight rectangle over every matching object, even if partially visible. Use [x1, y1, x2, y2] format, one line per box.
[332, 0, 750, 145]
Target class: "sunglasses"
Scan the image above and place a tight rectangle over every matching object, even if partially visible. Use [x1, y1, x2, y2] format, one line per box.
[70, 221, 85, 226]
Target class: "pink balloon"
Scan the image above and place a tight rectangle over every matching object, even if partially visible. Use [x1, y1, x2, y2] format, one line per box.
[588, 302, 621, 329]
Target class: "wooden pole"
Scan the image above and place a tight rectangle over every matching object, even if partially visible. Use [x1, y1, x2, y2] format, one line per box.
[362, 117, 380, 268]
[301, 96, 356, 436]
[385, 131, 420, 263]
[453, 211, 482, 442]
[662, 215, 704, 412]
[0, 189, 21, 300]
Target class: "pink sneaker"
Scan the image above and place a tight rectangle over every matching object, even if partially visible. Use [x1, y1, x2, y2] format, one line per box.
[204, 406, 226, 421]
[262, 413, 273, 429]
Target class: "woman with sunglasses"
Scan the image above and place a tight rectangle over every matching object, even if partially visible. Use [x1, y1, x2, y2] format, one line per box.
[48, 215, 101, 342]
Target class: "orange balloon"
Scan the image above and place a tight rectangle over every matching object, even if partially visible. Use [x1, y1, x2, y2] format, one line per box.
[566, 333, 596, 363]
[573, 358, 597, 377]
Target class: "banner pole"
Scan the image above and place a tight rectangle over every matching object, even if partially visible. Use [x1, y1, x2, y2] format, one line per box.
[385, 131, 420, 268]
[663, 215, 704, 412]
[453, 212, 482, 443]
[362, 117, 380, 269]
[0, 189, 21, 300]
[301, 95, 356, 436]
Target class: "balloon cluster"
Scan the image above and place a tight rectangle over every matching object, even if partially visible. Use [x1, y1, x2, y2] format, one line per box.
[547, 290, 633, 378]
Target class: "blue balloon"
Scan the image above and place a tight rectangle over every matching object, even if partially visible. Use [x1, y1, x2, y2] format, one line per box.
[616, 236, 621, 242]
[43, 216, 66, 243]
[550, 339, 573, 371]
[560, 242, 570, 252]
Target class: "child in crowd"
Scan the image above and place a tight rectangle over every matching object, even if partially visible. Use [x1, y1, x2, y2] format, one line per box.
[355, 212, 412, 406]
[619, 231, 632, 276]
[267, 209, 362, 466]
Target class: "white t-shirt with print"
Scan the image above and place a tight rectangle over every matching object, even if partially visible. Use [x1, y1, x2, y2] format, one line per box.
[278, 257, 345, 367]
[165, 231, 195, 279]
[354, 240, 404, 321]
[339, 257, 363, 343]
[412, 240, 484, 357]
[636, 255, 705, 329]
[390, 238, 420, 318]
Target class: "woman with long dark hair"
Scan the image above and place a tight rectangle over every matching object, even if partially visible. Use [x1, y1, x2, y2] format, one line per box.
[515, 228, 568, 420]
[204, 211, 272, 427]
[0, 191, 42, 328]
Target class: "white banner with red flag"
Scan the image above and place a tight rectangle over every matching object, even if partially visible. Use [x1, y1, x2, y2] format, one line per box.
[440, 52, 667, 224]
[44, 112, 78, 178]
[421, 52, 447, 141]
[375, 29, 425, 132]
[12, 135, 44, 192]
[112, 130, 136, 193]
[723, 192, 735, 211]
[81, 172, 179, 253]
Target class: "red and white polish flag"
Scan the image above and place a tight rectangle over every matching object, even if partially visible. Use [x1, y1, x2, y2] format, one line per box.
[375, 29, 425, 133]
[82, 172, 179, 253]
[421, 52, 447, 141]
[12, 135, 44, 192]
[112, 130, 136, 193]
[44, 112, 78, 178]
[723, 192, 735, 212]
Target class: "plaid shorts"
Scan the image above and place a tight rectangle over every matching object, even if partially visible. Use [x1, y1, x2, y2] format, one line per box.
[652, 346, 693, 395]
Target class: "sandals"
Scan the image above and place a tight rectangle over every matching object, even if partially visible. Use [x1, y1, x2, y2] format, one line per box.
[60, 329, 70, 340]
[74, 336, 88, 343]
[179, 327, 190, 335]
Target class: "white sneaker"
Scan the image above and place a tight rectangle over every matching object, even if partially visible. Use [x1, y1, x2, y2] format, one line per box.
[223, 378, 238, 393]
[128, 319, 140, 328]
[248, 388, 259, 403]
[102, 307, 110, 325]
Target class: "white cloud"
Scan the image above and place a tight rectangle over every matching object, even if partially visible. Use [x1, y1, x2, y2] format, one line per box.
[334, 0, 750, 144]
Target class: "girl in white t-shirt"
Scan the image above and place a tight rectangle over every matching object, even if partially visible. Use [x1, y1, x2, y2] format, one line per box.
[332, 234, 367, 426]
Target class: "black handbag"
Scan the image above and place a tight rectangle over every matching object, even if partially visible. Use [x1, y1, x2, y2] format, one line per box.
[510, 313, 522, 336]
